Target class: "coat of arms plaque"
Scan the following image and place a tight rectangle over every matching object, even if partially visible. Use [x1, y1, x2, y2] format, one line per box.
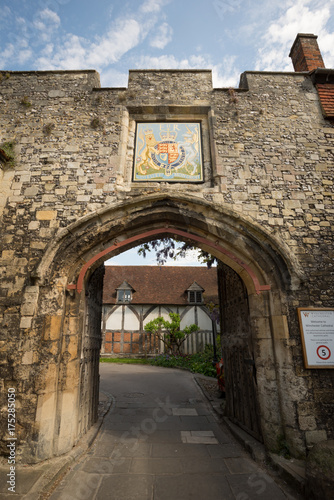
[133, 122, 203, 182]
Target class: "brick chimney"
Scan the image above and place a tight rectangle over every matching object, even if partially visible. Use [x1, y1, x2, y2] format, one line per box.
[289, 33, 325, 72]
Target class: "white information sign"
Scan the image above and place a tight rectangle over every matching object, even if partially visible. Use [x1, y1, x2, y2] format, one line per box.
[298, 308, 334, 369]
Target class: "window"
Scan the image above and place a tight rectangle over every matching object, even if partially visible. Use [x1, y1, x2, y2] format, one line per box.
[116, 281, 133, 303]
[187, 282, 204, 304]
[188, 290, 203, 304]
[117, 290, 132, 303]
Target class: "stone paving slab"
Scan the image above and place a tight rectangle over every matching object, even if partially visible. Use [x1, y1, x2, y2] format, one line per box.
[206, 443, 250, 458]
[108, 441, 152, 459]
[129, 457, 182, 474]
[48, 471, 102, 500]
[153, 473, 235, 500]
[224, 456, 262, 474]
[181, 430, 219, 444]
[180, 456, 230, 474]
[97, 474, 154, 500]
[172, 407, 198, 416]
[151, 442, 212, 459]
[81, 457, 132, 475]
[0, 468, 43, 495]
[226, 472, 287, 500]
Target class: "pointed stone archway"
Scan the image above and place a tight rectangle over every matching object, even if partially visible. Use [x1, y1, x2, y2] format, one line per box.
[21, 193, 305, 462]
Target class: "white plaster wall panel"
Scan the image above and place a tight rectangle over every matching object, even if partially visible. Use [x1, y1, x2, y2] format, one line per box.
[124, 307, 139, 330]
[160, 306, 173, 320]
[197, 308, 212, 330]
[180, 308, 195, 329]
[106, 307, 122, 330]
[144, 307, 160, 324]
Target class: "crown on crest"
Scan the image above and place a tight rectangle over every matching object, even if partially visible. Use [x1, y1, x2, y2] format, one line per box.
[160, 129, 177, 141]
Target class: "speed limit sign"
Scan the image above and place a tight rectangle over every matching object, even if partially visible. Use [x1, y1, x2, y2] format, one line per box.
[317, 345, 331, 360]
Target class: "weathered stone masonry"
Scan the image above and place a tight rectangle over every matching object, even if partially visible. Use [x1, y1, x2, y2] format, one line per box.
[0, 34, 333, 463]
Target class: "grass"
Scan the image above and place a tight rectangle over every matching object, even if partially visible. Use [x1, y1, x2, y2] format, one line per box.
[0, 141, 15, 169]
[100, 357, 151, 365]
[100, 345, 217, 378]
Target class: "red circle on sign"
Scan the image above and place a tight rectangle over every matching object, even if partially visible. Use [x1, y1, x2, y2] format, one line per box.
[317, 345, 331, 360]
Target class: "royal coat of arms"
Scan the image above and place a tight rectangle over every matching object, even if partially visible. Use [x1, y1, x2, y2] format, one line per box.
[133, 122, 203, 182]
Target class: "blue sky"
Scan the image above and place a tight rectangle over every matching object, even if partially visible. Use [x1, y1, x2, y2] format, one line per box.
[1, 0, 333, 266]
[1, 0, 333, 88]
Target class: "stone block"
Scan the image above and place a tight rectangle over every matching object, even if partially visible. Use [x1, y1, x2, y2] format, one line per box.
[44, 315, 63, 341]
[284, 199, 301, 209]
[28, 221, 40, 230]
[20, 317, 32, 329]
[271, 315, 289, 340]
[298, 415, 317, 431]
[36, 210, 57, 220]
[22, 351, 34, 365]
[67, 335, 79, 360]
[305, 430, 327, 448]
[64, 361, 80, 389]
[48, 90, 65, 97]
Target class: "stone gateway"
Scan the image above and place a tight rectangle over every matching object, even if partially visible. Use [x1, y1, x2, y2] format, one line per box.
[0, 33, 333, 463]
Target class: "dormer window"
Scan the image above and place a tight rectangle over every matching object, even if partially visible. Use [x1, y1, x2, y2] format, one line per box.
[116, 281, 133, 303]
[187, 282, 204, 304]
[188, 290, 203, 303]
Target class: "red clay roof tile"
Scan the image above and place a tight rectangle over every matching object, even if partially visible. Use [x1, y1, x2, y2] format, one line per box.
[316, 84, 334, 117]
[103, 266, 218, 305]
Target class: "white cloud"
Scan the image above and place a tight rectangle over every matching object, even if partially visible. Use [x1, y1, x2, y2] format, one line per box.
[140, 0, 170, 14]
[150, 22, 173, 49]
[135, 54, 190, 69]
[36, 34, 85, 70]
[162, 249, 205, 267]
[0, 5, 11, 21]
[17, 49, 33, 64]
[40, 8, 61, 25]
[212, 62, 240, 88]
[35, 17, 143, 71]
[33, 8, 60, 31]
[319, 32, 334, 67]
[255, 0, 334, 71]
[87, 19, 142, 66]
[100, 68, 128, 87]
[0, 44, 15, 68]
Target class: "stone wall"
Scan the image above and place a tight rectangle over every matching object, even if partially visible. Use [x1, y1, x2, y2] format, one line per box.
[0, 63, 333, 461]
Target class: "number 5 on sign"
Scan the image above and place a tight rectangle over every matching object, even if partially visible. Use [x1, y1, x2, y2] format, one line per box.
[298, 308, 334, 369]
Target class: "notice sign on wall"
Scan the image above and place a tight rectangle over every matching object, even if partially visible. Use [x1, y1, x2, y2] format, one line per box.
[298, 308, 334, 368]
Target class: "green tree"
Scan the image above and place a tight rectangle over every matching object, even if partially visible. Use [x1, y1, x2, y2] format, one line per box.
[138, 237, 216, 268]
[144, 312, 199, 355]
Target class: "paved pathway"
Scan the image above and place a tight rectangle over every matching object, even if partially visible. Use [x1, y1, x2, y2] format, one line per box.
[48, 364, 300, 500]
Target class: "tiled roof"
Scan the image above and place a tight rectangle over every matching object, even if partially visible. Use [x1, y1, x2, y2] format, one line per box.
[103, 266, 218, 305]
[316, 84, 334, 118]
